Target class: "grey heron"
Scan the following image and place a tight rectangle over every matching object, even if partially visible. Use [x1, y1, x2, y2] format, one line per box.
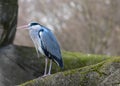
[18, 22, 63, 76]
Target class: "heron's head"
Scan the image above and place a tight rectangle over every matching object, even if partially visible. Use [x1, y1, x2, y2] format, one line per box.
[28, 22, 42, 30]
[18, 22, 41, 30]
[28, 22, 40, 28]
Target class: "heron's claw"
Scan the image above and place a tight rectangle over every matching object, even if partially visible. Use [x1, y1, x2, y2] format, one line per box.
[42, 75, 47, 77]
[41, 74, 51, 78]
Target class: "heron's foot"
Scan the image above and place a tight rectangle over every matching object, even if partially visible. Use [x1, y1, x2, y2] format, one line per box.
[48, 73, 51, 76]
[42, 74, 47, 77]
[41, 73, 51, 77]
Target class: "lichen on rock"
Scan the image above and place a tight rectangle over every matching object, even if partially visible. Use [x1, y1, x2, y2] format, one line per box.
[20, 57, 120, 86]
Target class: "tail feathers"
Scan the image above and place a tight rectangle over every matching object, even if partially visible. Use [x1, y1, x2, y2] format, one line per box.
[53, 56, 64, 68]
[58, 59, 64, 68]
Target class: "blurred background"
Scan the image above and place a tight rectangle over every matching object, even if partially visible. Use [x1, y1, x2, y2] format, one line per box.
[14, 0, 120, 56]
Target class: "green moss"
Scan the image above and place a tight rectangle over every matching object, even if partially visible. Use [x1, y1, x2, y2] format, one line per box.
[63, 61, 105, 77]
[17, 48, 112, 85]
[63, 68, 78, 76]
[60, 51, 110, 71]
[19, 55, 120, 86]
[61, 55, 113, 81]
[15, 45, 111, 75]
[80, 56, 120, 77]
[20, 79, 36, 86]
[63, 56, 120, 80]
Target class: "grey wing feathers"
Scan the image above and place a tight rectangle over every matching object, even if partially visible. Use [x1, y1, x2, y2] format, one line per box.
[39, 30, 62, 60]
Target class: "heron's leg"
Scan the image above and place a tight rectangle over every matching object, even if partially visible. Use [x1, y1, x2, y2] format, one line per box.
[48, 60, 52, 75]
[44, 58, 48, 76]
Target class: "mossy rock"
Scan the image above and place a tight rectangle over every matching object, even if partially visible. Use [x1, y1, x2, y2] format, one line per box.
[0, 45, 110, 86]
[20, 57, 120, 86]
[15, 45, 110, 76]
